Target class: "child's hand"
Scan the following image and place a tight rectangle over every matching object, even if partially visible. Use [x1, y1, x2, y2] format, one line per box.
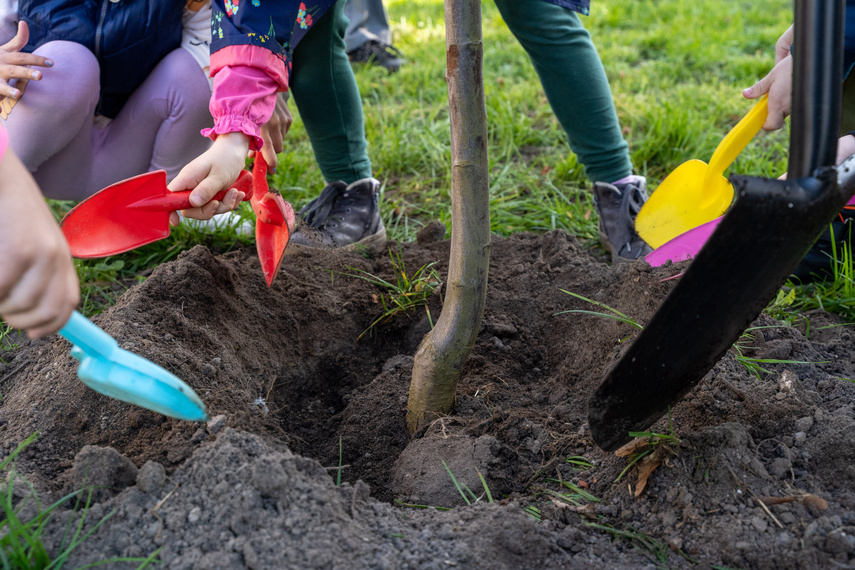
[742, 24, 794, 131]
[836, 133, 855, 166]
[167, 132, 251, 224]
[256, 92, 292, 171]
[0, 149, 79, 338]
[0, 22, 54, 100]
[742, 55, 792, 131]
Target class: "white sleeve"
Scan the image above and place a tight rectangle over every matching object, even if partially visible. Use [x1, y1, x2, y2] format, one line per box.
[182, 0, 213, 90]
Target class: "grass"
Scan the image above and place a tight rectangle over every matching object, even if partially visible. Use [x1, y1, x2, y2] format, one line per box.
[555, 291, 642, 329]
[770, 236, 855, 324]
[0, 323, 19, 364]
[339, 246, 443, 340]
[585, 522, 692, 566]
[441, 460, 494, 506]
[732, 327, 829, 380]
[9, 0, 842, 328]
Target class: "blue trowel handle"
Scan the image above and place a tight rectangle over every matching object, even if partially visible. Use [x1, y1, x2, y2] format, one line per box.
[59, 311, 118, 360]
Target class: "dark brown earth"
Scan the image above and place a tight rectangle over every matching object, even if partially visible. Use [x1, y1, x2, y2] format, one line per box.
[1, 227, 855, 569]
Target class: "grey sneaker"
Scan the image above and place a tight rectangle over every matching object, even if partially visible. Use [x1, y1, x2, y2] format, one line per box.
[347, 40, 405, 73]
[290, 177, 387, 250]
[592, 175, 653, 263]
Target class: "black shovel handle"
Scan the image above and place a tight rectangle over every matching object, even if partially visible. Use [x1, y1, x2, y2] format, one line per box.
[788, 0, 845, 178]
[588, 0, 848, 452]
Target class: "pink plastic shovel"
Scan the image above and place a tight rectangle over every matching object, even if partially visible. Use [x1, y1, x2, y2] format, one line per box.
[645, 216, 724, 267]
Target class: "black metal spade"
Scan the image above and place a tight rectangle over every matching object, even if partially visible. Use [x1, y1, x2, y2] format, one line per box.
[588, 0, 851, 451]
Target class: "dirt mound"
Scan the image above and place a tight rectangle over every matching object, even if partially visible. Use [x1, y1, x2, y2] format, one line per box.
[1, 230, 854, 568]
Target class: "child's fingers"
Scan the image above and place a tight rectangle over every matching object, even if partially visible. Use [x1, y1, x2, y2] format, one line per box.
[178, 200, 221, 221]
[212, 188, 244, 215]
[1, 21, 30, 53]
[0, 82, 22, 100]
[762, 109, 786, 132]
[0, 51, 53, 68]
[0, 62, 45, 83]
[260, 144, 278, 171]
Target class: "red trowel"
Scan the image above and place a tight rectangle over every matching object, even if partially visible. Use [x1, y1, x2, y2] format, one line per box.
[248, 154, 296, 286]
[60, 157, 295, 286]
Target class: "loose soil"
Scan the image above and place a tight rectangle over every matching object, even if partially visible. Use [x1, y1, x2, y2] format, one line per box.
[2, 227, 855, 569]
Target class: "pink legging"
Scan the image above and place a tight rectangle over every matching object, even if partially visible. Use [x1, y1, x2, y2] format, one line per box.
[1, 40, 213, 200]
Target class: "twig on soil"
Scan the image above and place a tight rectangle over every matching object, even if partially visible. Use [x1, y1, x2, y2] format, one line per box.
[426, 416, 463, 439]
[545, 495, 597, 517]
[719, 377, 747, 401]
[0, 359, 28, 385]
[726, 465, 783, 529]
[151, 484, 180, 540]
[753, 493, 784, 529]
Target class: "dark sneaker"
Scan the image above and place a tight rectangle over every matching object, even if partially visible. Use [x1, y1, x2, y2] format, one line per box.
[290, 177, 387, 250]
[791, 207, 855, 283]
[592, 175, 653, 263]
[347, 40, 405, 72]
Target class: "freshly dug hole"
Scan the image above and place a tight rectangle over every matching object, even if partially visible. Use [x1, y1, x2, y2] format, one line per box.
[1, 231, 855, 568]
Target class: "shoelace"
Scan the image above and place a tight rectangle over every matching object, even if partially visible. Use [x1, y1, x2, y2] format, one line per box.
[621, 183, 648, 258]
[299, 182, 347, 228]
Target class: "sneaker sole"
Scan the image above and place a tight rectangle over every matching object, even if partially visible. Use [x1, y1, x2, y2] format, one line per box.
[287, 227, 388, 254]
[598, 228, 646, 265]
[341, 226, 388, 253]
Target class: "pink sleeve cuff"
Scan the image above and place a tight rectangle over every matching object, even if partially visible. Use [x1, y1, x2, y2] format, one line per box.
[203, 45, 289, 151]
[201, 115, 264, 151]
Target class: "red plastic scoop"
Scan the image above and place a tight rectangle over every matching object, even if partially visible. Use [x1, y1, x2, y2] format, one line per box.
[60, 159, 295, 286]
[249, 155, 295, 286]
[61, 169, 254, 258]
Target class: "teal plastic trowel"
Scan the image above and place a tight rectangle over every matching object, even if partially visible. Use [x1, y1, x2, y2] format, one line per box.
[59, 311, 208, 421]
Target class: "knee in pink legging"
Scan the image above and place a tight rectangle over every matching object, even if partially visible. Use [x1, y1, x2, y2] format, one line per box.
[1, 40, 213, 200]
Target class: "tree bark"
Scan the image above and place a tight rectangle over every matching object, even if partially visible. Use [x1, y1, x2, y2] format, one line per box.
[406, 0, 491, 434]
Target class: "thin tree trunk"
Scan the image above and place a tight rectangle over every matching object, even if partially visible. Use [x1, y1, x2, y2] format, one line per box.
[406, 0, 491, 434]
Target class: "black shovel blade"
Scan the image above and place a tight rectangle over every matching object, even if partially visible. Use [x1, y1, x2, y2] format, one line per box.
[588, 167, 852, 451]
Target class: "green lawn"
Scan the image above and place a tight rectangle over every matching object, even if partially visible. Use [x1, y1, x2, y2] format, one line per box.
[32, 0, 854, 323]
[273, 0, 793, 243]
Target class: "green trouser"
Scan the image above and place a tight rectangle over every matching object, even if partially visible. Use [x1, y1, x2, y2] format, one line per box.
[290, 0, 372, 184]
[493, 0, 632, 184]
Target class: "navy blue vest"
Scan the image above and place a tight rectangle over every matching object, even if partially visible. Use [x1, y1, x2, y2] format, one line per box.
[19, 0, 185, 118]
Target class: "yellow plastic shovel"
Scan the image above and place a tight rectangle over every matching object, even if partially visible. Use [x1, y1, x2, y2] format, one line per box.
[635, 95, 769, 249]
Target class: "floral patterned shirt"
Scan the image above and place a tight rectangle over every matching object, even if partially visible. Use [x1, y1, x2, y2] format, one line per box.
[204, 0, 335, 148]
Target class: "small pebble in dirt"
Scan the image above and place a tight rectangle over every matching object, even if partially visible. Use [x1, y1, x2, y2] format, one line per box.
[826, 529, 855, 554]
[794, 431, 807, 446]
[794, 416, 814, 433]
[187, 506, 202, 524]
[207, 414, 227, 434]
[768, 457, 792, 479]
[136, 461, 167, 495]
[751, 515, 768, 532]
[779, 512, 797, 524]
[201, 364, 216, 378]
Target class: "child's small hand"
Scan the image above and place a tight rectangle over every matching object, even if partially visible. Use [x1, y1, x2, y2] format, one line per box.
[743, 24, 794, 132]
[256, 92, 292, 171]
[0, 22, 54, 100]
[743, 55, 792, 131]
[167, 132, 250, 224]
[0, 148, 79, 338]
